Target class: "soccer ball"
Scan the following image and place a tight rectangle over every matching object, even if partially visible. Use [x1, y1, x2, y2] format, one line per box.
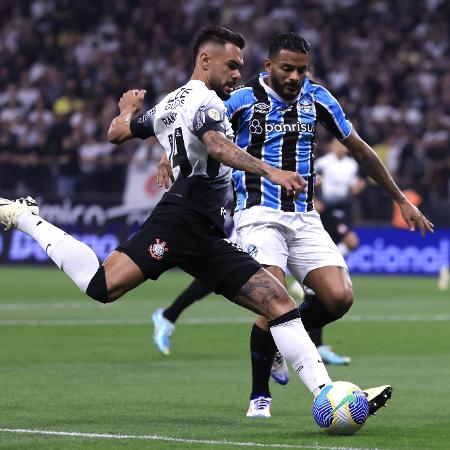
[313, 381, 369, 435]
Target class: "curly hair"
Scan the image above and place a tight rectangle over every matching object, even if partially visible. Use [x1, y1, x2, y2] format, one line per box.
[268, 32, 310, 58]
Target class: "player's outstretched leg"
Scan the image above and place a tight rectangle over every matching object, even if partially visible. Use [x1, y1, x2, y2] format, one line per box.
[0, 197, 101, 293]
[0, 196, 144, 303]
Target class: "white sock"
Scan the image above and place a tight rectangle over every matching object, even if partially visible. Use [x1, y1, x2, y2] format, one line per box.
[16, 210, 100, 292]
[338, 242, 350, 257]
[270, 318, 332, 395]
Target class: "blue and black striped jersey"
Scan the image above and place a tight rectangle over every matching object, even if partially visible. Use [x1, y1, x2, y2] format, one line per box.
[224, 72, 352, 213]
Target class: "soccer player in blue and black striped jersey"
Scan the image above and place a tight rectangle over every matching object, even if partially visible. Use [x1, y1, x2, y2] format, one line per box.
[153, 31, 433, 418]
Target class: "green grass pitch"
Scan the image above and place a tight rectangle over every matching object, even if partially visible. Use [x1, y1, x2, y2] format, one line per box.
[0, 266, 449, 449]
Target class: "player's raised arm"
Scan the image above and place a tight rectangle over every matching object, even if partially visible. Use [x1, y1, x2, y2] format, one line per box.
[202, 129, 306, 199]
[342, 128, 434, 236]
[108, 89, 147, 144]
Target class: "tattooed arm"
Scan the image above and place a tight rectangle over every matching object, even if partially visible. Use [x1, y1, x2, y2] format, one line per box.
[342, 128, 433, 235]
[202, 130, 306, 197]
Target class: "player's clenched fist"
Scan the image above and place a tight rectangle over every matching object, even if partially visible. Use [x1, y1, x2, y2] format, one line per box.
[118, 89, 147, 115]
[269, 169, 307, 199]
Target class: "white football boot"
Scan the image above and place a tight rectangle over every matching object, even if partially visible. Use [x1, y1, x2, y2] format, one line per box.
[246, 396, 272, 418]
[363, 385, 393, 415]
[0, 196, 39, 230]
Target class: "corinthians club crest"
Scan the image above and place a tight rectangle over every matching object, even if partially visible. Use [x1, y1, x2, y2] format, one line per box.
[149, 238, 169, 260]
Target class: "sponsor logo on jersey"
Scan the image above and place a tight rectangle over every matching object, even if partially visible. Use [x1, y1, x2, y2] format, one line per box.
[207, 108, 221, 121]
[195, 105, 206, 130]
[137, 107, 156, 124]
[299, 99, 313, 112]
[149, 238, 169, 260]
[249, 119, 315, 134]
[254, 102, 270, 114]
[162, 112, 177, 126]
[249, 119, 264, 135]
[165, 87, 192, 110]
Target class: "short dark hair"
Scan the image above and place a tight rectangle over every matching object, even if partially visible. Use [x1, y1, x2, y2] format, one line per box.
[268, 32, 310, 58]
[192, 26, 245, 63]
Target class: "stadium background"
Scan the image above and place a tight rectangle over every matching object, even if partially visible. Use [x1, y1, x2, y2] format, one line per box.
[1, 2, 450, 449]
[0, 0, 449, 271]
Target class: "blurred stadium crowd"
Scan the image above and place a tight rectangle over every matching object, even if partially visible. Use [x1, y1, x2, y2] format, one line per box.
[0, 0, 449, 225]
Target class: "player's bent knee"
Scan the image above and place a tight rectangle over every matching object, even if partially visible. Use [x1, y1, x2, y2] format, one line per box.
[334, 287, 353, 315]
[86, 266, 110, 303]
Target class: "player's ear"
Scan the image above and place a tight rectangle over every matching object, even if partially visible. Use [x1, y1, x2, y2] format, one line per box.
[264, 58, 271, 71]
[199, 52, 209, 70]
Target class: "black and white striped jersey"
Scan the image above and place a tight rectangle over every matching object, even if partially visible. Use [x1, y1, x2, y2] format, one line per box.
[130, 80, 234, 227]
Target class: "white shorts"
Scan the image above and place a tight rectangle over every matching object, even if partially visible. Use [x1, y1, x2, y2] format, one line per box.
[234, 206, 347, 283]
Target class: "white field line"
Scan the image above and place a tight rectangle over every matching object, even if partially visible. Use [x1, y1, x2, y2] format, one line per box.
[0, 427, 383, 450]
[0, 314, 449, 326]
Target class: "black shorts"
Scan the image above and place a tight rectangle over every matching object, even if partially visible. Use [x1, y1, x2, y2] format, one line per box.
[116, 203, 261, 300]
[321, 204, 351, 244]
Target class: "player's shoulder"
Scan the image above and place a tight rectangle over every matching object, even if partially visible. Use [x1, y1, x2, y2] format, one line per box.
[306, 78, 332, 97]
[187, 80, 219, 104]
[229, 84, 255, 102]
[225, 78, 258, 113]
[178, 81, 225, 117]
[305, 78, 339, 104]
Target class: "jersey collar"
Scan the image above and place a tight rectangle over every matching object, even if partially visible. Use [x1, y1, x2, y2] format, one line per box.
[258, 72, 306, 104]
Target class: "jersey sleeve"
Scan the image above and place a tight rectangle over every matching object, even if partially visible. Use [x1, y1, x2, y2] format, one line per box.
[192, 96, 228, 141]
[129, 107, 156, 139]
[224, 87, 254, 121]
[314, 86, 352, 140]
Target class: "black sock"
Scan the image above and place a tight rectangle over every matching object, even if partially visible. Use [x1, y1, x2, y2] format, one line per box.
[308, 328, 323, 347]
[249, 324, 277, 399]
[298, 294, 340, 330]
[163, 279, 212, 323]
